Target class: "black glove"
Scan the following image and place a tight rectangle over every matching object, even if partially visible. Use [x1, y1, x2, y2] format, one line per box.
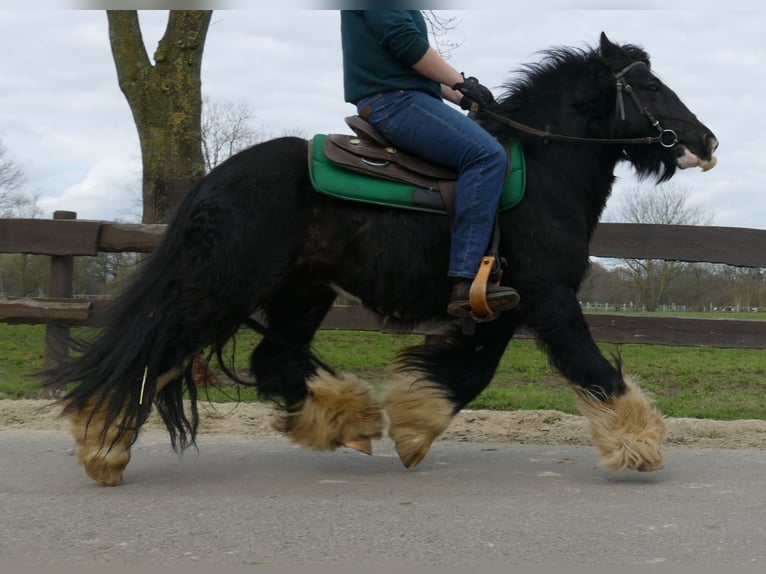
[453, 75, 495, 112]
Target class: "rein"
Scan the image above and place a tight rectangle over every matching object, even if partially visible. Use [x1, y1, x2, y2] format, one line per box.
[481, 61, 678, 148]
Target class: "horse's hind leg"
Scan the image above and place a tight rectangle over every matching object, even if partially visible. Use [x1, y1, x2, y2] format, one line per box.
[529, 285, 666, 471]
[66, 397, 133, 486]
[251, 283, 384, 453]
[66, 366, 184, 486]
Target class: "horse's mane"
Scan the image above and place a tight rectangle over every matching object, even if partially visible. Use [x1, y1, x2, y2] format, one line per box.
[497, 42, 651, 105]
[484, 40, 673, 182]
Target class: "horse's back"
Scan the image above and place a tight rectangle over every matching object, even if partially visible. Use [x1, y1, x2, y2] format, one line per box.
[202, 136, 312, 203]
[167, 136, 314, 246]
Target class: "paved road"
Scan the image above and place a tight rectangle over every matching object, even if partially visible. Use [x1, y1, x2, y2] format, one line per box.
[1, 428, 764, 567]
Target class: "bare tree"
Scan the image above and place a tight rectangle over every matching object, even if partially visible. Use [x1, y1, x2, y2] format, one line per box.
[618, 183, 712, 311]
[716, 266, 765, 312]
[107, 10, 212, 224]
[0, 140, 27, 217]
[423, 11, 461, 58]
[200, 97, 259, 172]
[578, 261, 632, 307]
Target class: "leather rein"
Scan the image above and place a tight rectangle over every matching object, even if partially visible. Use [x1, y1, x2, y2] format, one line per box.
[480, 61, 678, 149]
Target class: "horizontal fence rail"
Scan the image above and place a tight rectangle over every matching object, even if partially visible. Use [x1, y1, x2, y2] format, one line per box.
[5, 218, 766, 263]
[2, 215, 766, 351]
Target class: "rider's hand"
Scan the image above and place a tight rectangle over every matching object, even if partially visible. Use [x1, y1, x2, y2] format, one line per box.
[453, 75, 495, 112]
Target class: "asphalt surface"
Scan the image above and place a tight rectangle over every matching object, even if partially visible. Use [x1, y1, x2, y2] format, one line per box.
[1, 429, 765, 568]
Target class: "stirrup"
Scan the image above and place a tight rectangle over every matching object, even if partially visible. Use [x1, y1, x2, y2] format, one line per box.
[469, 256, 501, 322]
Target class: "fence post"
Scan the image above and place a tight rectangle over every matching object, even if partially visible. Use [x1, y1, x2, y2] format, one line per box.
[43, 211, 77, 393]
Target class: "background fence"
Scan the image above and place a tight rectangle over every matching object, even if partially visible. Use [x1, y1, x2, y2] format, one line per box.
[2, 211, 766, 369]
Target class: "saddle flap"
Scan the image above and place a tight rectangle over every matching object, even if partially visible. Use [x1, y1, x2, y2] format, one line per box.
[332, 117, 458, 180]
[324, 134, 456, 191]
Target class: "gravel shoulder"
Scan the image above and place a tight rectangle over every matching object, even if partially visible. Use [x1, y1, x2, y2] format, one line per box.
[2, 399, 765, 449]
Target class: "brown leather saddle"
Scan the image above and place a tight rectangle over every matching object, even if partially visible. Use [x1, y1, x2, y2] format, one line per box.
[323, 116, 507, 323]
[323, 116, 459, 215]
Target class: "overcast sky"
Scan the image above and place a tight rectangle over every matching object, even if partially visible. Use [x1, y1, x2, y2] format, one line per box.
[1, 5, 764, 230]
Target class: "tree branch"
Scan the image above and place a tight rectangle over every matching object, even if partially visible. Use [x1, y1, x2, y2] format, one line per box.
[106, 10, 151, 87]
[155, 10, 211, 73]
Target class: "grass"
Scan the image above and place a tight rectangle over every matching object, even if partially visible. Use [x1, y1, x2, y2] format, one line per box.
[0, 324, 47, 398]
[1, 322, 764, 421]
[584, 307, 766, 321]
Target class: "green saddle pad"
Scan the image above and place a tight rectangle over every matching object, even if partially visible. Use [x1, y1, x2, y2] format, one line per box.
[308, 133, 525, 214]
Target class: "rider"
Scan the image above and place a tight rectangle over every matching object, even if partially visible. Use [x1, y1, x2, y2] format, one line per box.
[340, 9, 520, 318]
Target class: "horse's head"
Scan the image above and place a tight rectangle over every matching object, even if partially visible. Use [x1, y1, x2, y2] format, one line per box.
[599, 32, 718, 181]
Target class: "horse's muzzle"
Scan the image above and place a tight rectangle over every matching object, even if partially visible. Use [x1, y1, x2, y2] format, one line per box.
[675, 142, 717, 172]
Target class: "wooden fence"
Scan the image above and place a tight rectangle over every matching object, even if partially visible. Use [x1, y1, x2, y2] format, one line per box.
[2, 211, 766, 368]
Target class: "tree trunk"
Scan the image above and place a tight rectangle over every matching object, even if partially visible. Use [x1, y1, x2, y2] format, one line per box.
[107, 10, 211, 223]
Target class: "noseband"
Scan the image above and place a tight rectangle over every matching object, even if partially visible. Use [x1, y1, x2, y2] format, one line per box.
[481, 60, 678, 148]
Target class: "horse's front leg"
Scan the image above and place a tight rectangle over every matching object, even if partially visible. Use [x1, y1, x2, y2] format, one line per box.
[528, 285, 667, 471]
[386, 320, 516, 468]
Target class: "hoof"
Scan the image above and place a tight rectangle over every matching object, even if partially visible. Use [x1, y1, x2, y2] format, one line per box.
[384, 377, 454, 469]
[638, 460, 665, 472]
[343, 437, 373, 455]
[63, 397, 136, 486]
[392, 434, 432, 469]
[279, 370, 383, 451]
[600, 444, 665, 473]
[79, 443, 131, 486]
[84, 455, 129, 486]
[575, 375, 667, 472]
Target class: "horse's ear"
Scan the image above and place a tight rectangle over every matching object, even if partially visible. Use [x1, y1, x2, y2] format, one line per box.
[599, 31, 631, 70]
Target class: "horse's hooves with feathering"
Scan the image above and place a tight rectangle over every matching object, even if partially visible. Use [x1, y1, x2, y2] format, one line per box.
[384, 377, 456, 469]
[575, 376, 667, 472]
[65, 399, 135, 486]
[275, 370, 385, 453]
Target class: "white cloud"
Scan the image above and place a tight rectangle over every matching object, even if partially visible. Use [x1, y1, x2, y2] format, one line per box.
[38, 156, 141, 222]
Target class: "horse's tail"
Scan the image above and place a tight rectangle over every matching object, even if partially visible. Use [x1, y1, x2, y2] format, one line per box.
[44, 137, 316, 452]
[44, 180, 254, 452]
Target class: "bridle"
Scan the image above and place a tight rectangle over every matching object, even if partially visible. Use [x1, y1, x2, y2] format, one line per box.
[480, 60, 678, 148]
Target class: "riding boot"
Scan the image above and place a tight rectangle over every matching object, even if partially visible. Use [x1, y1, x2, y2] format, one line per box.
[447, 278, 520, 318]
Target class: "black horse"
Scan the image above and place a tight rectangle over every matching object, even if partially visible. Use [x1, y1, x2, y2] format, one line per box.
[46, 33, 717, 485]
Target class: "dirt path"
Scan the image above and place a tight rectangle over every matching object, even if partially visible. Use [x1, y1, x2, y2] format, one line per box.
[2, 399, 765, 449]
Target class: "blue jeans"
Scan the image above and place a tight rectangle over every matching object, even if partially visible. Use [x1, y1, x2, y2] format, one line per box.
[356, 90, 507, 279]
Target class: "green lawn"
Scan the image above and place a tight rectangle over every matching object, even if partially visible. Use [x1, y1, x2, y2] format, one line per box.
[1, 322, 764, 421]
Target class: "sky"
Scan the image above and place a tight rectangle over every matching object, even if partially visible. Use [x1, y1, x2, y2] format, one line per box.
[1, 4, 764, 230]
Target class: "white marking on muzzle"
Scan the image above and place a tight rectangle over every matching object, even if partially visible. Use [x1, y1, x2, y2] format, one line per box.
[676, 148, 717, 171]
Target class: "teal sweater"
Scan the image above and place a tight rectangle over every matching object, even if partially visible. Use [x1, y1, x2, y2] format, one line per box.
[341, 10, 442, 104]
